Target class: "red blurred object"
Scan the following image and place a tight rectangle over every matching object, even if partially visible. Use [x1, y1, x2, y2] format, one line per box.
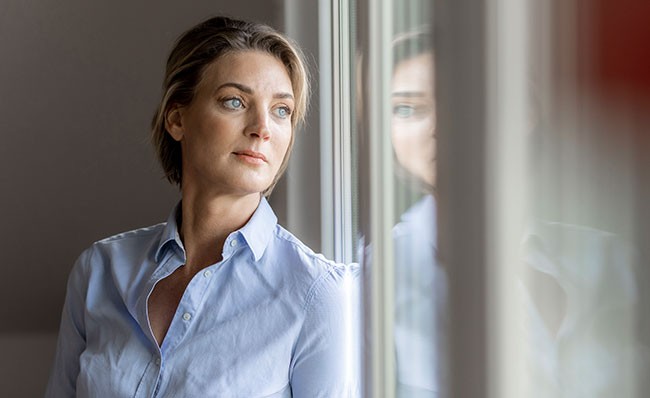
[592, 0, 650, 98]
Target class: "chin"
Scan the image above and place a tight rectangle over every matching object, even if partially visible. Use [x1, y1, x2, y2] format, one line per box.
[231, 180, 274, 196]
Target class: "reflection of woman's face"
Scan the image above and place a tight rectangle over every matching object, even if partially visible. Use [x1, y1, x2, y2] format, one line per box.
[391, 53, 435, 188]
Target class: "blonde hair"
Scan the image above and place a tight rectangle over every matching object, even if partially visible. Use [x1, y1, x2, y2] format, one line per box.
[151, 16, 310, 195]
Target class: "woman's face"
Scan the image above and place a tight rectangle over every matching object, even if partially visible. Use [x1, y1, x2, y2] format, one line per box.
[167, 51, 294, 197]
[391, 52, 436, 188]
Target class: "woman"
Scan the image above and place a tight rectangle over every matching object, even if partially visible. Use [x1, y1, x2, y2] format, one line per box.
[46, 16, 356, 397]
[390, 30, 447, 397]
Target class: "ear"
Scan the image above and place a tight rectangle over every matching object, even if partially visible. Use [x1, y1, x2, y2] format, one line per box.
[165, 105, 185, 142]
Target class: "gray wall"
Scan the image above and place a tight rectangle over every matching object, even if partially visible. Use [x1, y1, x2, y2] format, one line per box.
[0, 1, 285, 395]
[275, 0, 323, 255]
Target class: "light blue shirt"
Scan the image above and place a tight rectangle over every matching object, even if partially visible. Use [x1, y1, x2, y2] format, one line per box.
[46, 198, 358, 397]
[393, 195, 447, 397]
[520, 221, 640, 397]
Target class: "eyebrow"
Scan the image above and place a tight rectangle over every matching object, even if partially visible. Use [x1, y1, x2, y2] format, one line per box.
[216, 82, 294, 101]
[391, 91, 428, 98]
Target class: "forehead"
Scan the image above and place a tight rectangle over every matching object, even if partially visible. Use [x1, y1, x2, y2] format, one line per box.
[197, 50, 293, 94]
[392, 53, 434, 92]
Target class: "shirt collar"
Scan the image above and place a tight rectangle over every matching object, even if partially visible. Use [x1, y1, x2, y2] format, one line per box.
[155, 201, 184, 263]
[155, 197, 277, 263]
[239, 196, 278, 261]
[401, 194, 437, 245]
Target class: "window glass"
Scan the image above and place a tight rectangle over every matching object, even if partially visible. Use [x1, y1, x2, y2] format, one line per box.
[389, 11, 443, 398]
[520, 0, 650, 395]
[351, 0, 442, 396]
[345, 0, 650, 396]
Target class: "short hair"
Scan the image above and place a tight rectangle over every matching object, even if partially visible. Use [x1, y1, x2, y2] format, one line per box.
[151, 16, 310, 196]
[392, 28, 433, 69]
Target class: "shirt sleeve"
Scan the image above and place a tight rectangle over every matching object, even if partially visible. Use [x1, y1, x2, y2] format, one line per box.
[44, 247, 92, 398]
[289, 263, 361, 398]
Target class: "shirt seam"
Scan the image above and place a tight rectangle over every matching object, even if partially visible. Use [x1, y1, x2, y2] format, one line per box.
[273, 226, 335, 271]
[77, 245, 95, 340]
[302, 265, 336, 313]
[96, 223, 166, 245]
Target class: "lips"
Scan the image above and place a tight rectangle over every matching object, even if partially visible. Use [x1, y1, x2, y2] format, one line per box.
[233, 150, 268, 163]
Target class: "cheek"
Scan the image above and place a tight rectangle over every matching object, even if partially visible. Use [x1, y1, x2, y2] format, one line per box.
[412, 118, 434, 139]
[392, 120, 436, 165]
[391, 133, 412, 164]
[275, 127, 293, 158]
[392, 120, 422, 150]
[391, 122, 404, 147]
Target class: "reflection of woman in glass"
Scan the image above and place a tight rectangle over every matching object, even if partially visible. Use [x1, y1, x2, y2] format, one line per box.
[391, 30, 447, 397]
[391, 39, 435, 190]
[46, 16, 355, 397]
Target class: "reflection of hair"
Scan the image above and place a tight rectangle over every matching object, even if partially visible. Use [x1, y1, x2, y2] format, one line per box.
[392, 28, 433, 69]
[151, 16, 310, 195]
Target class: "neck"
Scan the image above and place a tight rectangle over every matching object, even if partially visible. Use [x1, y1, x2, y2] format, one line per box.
[178, 186, 261, 274]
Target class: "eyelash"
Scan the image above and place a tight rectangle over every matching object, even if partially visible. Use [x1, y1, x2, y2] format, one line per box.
[274, 106, 292, 119]
[222, 97, 244, 110]
[392, 103, 430, 119]
[220, 96, 293, 119]
[222, 97, 293, 119]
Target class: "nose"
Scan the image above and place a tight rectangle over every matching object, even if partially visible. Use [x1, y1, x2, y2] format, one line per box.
[245, 105, 271, 141]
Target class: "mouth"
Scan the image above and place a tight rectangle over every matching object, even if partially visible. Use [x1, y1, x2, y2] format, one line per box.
[233, 150, 268, 164]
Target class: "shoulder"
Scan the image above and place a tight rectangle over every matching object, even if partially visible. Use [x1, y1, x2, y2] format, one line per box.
[282, 226, 361, 396]
[393, 195, 436, 241]
[69, 222, 167, 283]
[271, 225, 334, 271]
[526, 221, 632, 267]
[93, 223, 166, 252]
[268, 225, 359, 307]
[83, 223, 166, 263]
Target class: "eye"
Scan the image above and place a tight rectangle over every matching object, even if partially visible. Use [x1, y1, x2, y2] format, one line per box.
[393, 104, 416, 118]
[273, 106, 292, 119]
[223, 97, 244, 110]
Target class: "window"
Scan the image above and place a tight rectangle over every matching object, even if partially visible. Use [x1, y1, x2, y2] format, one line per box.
[316, 0, 650, 396]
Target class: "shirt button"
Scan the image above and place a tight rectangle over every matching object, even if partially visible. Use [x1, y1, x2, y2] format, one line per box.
[230, 240, 238, 247]
[182, 312, 192, 321]
[155, 357, 161, 366]
[203, 270, 212, 278]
